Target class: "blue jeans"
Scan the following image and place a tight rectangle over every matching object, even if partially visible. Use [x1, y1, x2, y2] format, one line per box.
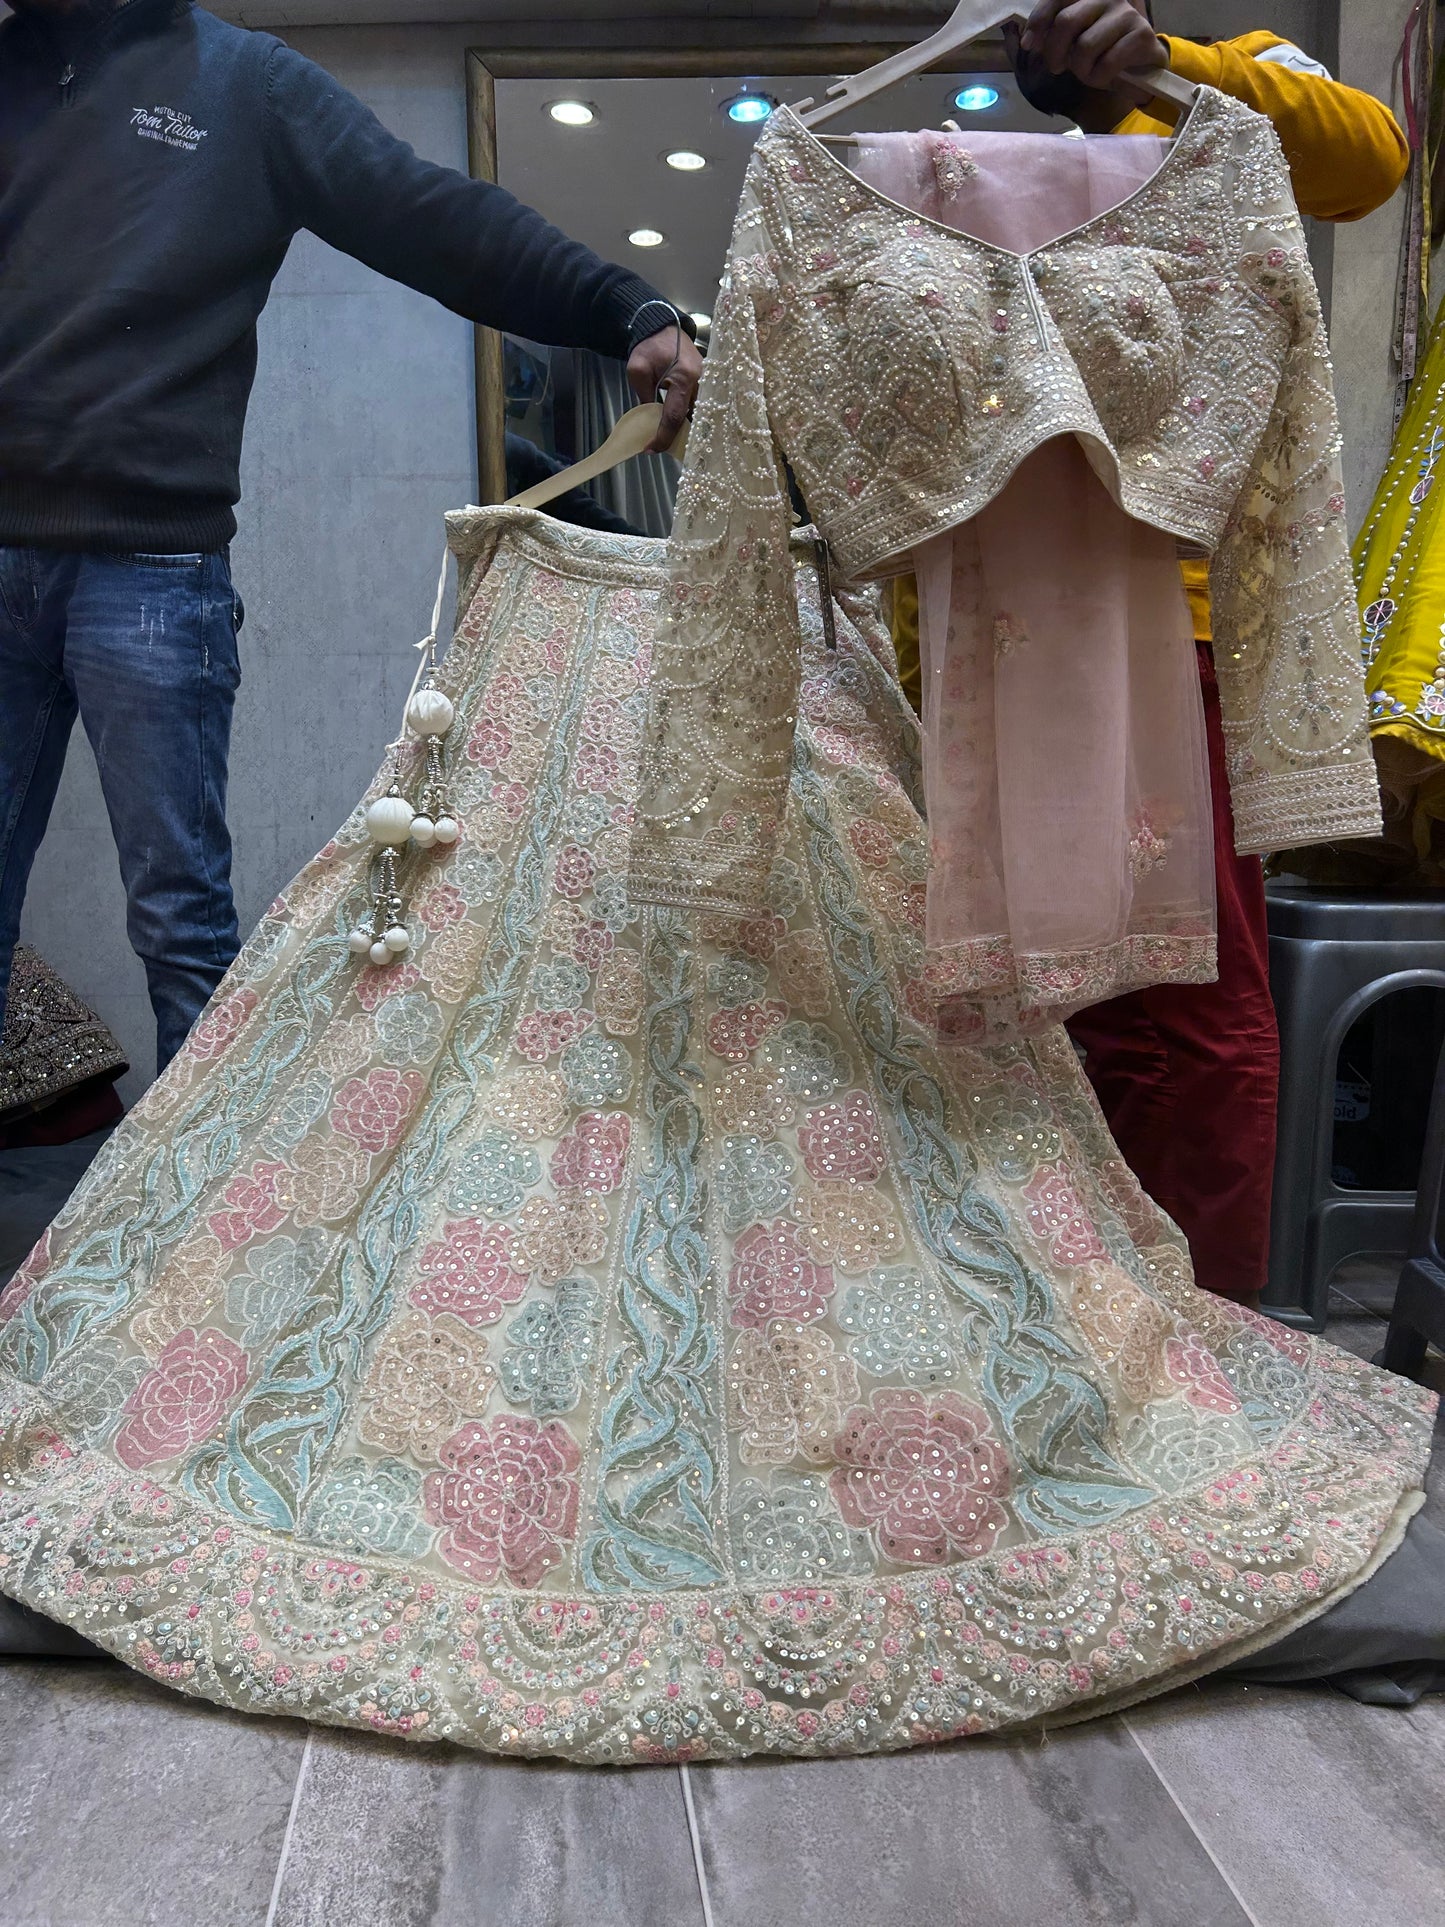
[0, 547, 243, 1075]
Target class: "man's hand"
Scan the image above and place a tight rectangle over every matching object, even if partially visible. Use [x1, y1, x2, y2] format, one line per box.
[627, 326, 703, 453]
[1018, 0, 1165, 94]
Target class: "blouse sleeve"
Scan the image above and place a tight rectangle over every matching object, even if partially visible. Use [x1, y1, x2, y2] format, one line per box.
[1209, 121, 1383, 856]
[627, 166, 803, 916]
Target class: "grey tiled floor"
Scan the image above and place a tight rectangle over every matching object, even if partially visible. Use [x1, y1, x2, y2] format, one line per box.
[2, 1162, 1443, 1924]
[2, 1656, 1442, 1925]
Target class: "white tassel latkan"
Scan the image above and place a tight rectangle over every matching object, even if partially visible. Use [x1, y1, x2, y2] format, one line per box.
[350, 550, 460, 967]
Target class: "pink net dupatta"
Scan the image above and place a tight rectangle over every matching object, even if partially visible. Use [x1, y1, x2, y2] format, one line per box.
[847, 128, 1217, 1037]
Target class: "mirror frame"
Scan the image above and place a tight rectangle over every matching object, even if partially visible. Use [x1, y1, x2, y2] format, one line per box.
[464, 40, 1009, 502]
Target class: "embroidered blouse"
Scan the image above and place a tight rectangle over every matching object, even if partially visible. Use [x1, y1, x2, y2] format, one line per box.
[628, 86, 1381, 919]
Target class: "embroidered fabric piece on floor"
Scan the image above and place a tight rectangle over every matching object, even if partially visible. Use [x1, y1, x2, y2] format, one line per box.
[0, 510, 1431, 1764]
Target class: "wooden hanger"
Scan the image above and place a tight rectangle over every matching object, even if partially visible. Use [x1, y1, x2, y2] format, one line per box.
[792, 0, 1195, 129]
[503, 401, 688, 512]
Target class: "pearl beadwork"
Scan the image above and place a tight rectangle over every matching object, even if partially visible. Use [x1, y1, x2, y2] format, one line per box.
[409, 814, 437, 849]
[383, 925, 411, 954]
[432, 815, 460, 846]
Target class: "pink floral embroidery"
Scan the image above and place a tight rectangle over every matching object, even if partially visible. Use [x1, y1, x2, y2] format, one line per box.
[992, 612, 1025, 659]
[411, 1221, 529, 1325]
[355, 961, 421, 1012]
[1127, 809, 1171, 880]
[189, 988, 257, 1062]
[209, 1160, 289, 1252]
[799, 1091, 885, 1184]
[330, 1068, 426, 1155]
[424, 1415, 582, 1587]
[707, 1000, 788, 1062]
[932, 139, 977, 199]
[114, 1327, 250, 1468]
[736, 915, 786, 962]
[466, 717, 513, 767]
[576, 742, 620, 795]
[831, 1389, 1009, 1564]
[415, 883, 467, 932]
[727, 1222, 835, 1329]
[813, 726, 861, 767]
[492, 781, 530, 822]
[1166, 1333, 1243, 1414]
[572, 921, 615, 971]
[1021, 1166, 1107, 1267]
[516, 1007, 596, 1063]
[553, 844, 597, 900]
[549, 1112, 632, 1194]
[486, 671, 529, 723]
[582, 695, 629, 744]
[848, 818, 892, 869]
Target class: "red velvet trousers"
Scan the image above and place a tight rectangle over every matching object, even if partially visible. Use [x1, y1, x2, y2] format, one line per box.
[1067, 643, 1279, 1303]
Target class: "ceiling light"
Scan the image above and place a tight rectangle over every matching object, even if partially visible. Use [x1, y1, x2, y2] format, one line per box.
[628, 228, 665, 248]
[547, 100, 595, 127]
[690, 312, 712, 332]
[665, 149, 708, 172]
[723, 92, 776, 125]
[953, 84, 1000, 112]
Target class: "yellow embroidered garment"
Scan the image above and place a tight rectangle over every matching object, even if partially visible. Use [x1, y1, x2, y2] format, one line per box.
[629, 88, 1381, 930]
[1354, 304, 1445, 879]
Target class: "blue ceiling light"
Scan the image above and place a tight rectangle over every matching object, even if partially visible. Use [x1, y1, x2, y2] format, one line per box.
[723, 92, 776, 125]
[953, 84, 1001, 112]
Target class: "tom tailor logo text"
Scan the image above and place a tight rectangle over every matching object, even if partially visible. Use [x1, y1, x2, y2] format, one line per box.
[131, 106, 208, 151]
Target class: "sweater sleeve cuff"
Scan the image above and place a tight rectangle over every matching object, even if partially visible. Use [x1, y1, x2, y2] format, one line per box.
[1158, 36, 1227, 88]
[594, 273, 698, 357]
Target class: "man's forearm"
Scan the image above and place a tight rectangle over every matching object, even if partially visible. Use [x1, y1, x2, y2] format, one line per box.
[264, 41, 674, 357]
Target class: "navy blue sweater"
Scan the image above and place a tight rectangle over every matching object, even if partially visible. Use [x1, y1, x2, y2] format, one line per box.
[0, 0, 677, 551]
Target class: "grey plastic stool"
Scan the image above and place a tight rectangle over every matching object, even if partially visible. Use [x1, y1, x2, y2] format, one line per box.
[1265, 883, 1445, 1330]
[1383, 1033, 1445, 1381]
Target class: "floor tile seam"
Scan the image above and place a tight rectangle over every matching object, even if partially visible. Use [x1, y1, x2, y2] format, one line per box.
[678, 1763, 717, 1927]
[263, 1729, 315, 1927]
[1118, 1711, 1266, 1927]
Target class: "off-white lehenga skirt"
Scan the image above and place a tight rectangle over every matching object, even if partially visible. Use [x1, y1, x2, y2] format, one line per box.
[0, 509, 1432, 1764]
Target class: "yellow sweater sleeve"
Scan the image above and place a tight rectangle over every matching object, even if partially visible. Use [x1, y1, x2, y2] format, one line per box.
[1117, 31, 1407, 222]
[1116, 31, 1408, 640]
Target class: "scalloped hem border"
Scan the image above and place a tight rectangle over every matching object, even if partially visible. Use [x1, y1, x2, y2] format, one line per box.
[0, 1358, 1433, 1766]
[1020, 1483, 1427, 1738]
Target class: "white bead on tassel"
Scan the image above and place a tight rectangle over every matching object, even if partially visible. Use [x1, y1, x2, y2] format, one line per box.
[366, 786, 416, 847]
[351, 839, 408, 970]
[406, 687, 455, 738]
[350, 551, 458, 970]
[409, 694, 458, 854]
